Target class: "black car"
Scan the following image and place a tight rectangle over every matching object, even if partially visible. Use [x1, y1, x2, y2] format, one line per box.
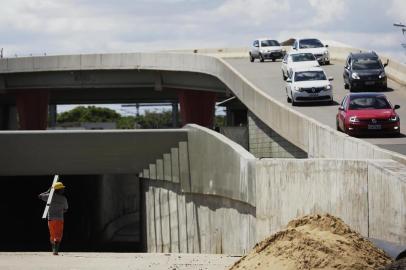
[343, 51, 388, 92]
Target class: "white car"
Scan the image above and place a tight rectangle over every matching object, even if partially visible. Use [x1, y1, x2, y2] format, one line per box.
[281, 52, 320, 80]
[249, 38, 285, 62]
[286, 67, 334, 106]
[292, 38, 330, 65]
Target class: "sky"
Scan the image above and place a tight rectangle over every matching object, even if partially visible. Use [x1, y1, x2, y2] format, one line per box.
[1, 0, 405, 114]
[1, 0, 405, 58]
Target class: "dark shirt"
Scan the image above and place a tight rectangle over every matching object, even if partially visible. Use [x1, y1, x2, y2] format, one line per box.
[39, 192, 68, 220]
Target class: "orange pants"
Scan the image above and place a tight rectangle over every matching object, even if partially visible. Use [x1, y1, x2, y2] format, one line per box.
[48, 220, 64, 243]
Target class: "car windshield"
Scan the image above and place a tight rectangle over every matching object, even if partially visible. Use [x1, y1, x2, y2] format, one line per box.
[352, 58, 381, 70]
[294, 71, 327, 82]
[261, 40, 280, 47]
[299, 39, 324, 48]
[291, 53, 316, 62]
[348, 96, 391, 110]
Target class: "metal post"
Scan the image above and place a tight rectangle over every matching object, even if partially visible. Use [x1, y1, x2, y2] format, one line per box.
[49, 104, 57, 128]
[172, 102, 178, 128]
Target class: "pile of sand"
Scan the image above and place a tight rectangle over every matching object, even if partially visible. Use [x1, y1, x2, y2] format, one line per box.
[230, 214, 392, 270]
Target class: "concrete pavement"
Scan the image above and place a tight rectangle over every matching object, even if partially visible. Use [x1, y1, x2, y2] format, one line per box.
[0, 252, 240, 270]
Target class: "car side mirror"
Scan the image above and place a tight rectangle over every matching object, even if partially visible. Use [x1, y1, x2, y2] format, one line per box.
[286, 78, 292, 83]
[338, 106, 345, 111]
[328, 77, 334, 81]
[254, 44, 259, 48]
[394, 104, 400, 110]
[325, 45, 329, 48]
[383, 59, 389, 67]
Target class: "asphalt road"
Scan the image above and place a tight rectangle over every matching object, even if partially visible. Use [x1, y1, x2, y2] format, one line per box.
[225, 58, 406, 156]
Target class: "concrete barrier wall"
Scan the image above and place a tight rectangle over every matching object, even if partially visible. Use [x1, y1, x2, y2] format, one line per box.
[256, 158, 406, 245]
[143, 180, 256, 254]
[140, 125, 406, 254]
[367, 160, 406, 244]
[186, 124, 256, 205]
[140, 125, 257, 254]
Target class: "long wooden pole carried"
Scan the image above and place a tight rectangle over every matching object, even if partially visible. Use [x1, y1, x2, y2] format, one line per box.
[42, 175, 59, 219]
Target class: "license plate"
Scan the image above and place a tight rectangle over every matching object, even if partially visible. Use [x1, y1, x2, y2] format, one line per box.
[368, 124, 381, 130]
[309, 93, 318, 97]
[365, 81, 375, 85]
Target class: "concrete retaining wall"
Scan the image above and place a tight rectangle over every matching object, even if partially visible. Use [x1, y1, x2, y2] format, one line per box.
[97, 174, 140, 244]
[140, 124, 257, 254]
[141, 125, 406, 254]
[143, 180, 256, 254]
[256, 158, 406, 245]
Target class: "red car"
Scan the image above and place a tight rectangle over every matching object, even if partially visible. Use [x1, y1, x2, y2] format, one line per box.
[336, 93, 400, 136]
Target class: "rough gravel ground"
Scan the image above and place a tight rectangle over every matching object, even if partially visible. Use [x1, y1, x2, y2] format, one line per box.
[0, 252, 240, 270]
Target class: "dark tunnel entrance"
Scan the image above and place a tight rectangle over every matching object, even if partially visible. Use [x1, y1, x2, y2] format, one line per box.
[0, 175, 142, 252]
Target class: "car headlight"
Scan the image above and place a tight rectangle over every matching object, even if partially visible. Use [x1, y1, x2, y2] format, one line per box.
[349, 116, 360, 123]
[351, 72, 360, 80]
[323, 51, 329, 55]
[389, 115, 399, 122]
[325, 85, 332, 90]
[379, 72, 386, 79]
[294, 86, 303, 92]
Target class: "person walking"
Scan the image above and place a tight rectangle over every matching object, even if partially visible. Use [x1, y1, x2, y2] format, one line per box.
[39, 181, 68, 255]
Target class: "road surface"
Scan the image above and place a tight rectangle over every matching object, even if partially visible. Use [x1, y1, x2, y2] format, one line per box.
[226, 58, 406, 156]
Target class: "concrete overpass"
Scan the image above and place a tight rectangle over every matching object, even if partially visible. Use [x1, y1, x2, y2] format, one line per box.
[0, 48, 405, 254]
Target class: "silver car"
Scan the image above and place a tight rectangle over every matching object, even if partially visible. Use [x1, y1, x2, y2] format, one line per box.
[249, 39, 285, 62]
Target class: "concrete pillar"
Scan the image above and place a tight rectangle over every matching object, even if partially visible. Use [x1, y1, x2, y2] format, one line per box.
[0, 105, 9, 130]
[0, 105, 18, 130]
[177, 90, 216, 128]
[16, 90, 49, 130]
[172, 102, 178, 128]
[48, 104, 57, 128]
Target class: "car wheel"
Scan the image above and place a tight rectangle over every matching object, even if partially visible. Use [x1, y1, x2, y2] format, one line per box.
[325, 60, 330, 65]
[259, 54, 265, 62]
[291, 92, 296, 106]
[287, 94, 291, 103]
[271, 58, 276, 62]
[249, 53, 254, 62]
[349, 84, 356, 92]
[336, 119, 341, 131]
[282, 71, 287, 81]
[344, 83, 349, 89]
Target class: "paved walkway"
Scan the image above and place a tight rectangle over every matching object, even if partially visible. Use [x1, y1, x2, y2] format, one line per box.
[0, 252, 240, 270]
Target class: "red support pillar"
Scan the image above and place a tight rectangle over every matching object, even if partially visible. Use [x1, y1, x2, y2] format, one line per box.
[16, 90, 49, 130]
[177, 90, 216, 128]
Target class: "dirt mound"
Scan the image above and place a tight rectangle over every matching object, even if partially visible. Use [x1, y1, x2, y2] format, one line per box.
[230, 214, 392, 270]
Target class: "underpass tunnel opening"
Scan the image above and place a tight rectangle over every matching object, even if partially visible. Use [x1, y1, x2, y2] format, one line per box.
[0, 174, 142, 252]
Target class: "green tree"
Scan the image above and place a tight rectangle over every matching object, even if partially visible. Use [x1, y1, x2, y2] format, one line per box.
[138, 110, 173, 128]
[117, 116, 137, 129]
[57, 106, 121, 123]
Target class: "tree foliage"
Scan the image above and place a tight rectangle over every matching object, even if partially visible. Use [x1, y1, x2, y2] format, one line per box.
[57, 106, 120, 123]
[57, 106, 175, 129]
